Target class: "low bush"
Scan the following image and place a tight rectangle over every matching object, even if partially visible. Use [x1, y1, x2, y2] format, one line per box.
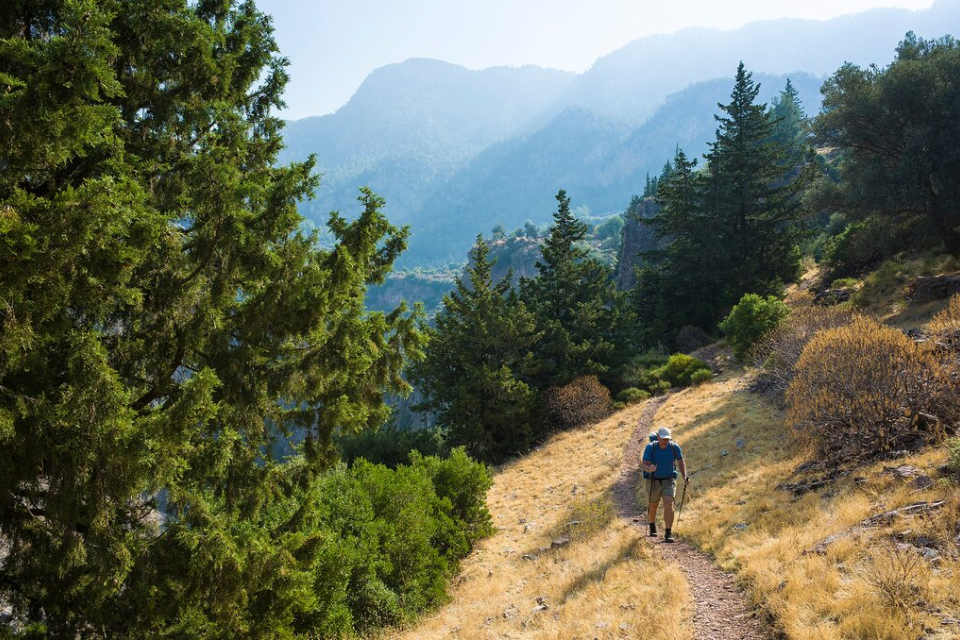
[650, 353, 711, 387]
[308, 448, 493, 634]
[719, 293, 790, 360]
[929, 293, 960, 350]
[850, 259, 911, 308]
[675, 325, 713, 354]
[615, 387, 651, 404]
[752, 306, 854, 396]
[541, 375, 612, 431]
[945, 438, 960, 481]
[690, 369, 713, 386]
[786, 317, 959, 461]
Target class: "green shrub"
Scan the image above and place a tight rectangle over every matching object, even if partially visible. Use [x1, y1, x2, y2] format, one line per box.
[633, 352, 669, 368]
[301, 450, 493, 635]
[410, 448, 495, 547]
[720, 293, 790, 360]
[650, 353, 712, 387]
[690, 369, 714, 386]
[615, 388, 651, 404]
[831, 277, 859, 289]
[945, 438, 960, 481]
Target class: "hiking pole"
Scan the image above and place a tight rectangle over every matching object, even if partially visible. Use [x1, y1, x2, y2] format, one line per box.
[675, 478, 690, 527]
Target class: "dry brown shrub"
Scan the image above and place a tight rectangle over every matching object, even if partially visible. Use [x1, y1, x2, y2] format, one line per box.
[675, 325, 712, 354]
[541, 375, 612, 432]
[865, 546, 931, 629]
[929, 292, 960, 350]
[752, 306, 854, 396]
[786, 316, 959, 460]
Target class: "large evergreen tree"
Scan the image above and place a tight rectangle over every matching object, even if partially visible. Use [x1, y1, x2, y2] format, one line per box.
[639, 65, 810, 336]
[521, 190, 627, 387]
[413, 237, 540, 463]
[704, 62, 808, 303]
[815, 33, 960, 257]
[0, 1, 422, 633]
[768, 78, 810, 169]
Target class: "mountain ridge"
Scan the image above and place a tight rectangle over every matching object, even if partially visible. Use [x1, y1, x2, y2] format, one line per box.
[280, 0, 960, 264]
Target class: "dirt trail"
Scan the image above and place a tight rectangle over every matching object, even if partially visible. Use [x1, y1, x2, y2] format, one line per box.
[612, 396, 771, 640]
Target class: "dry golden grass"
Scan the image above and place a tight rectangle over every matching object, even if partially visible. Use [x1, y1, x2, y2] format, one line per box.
[660, 370, 960, 639]
[389, 402, 691, 639]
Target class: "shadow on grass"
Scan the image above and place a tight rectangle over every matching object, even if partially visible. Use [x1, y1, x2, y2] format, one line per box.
[521, 492, 616, 557]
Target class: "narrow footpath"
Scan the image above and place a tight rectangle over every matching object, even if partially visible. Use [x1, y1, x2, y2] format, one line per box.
[612, 396, 772, 640]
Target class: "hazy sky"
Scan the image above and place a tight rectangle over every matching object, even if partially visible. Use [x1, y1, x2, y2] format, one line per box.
[256, 0, 934, 120]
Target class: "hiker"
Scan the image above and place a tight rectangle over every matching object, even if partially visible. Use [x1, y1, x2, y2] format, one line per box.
[640, 426, 688, 543]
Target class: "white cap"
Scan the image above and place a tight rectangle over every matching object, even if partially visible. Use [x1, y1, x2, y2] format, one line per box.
[657, 427, 672, 440]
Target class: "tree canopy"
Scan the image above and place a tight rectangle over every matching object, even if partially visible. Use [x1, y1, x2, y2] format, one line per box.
[815, 32, 960, 258]
[0, 0, 423, 633]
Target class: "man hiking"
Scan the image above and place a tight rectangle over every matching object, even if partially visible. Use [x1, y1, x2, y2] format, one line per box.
[640, 426, 688, 543]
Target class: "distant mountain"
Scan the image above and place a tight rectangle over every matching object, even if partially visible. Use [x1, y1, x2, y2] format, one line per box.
[281, 0, 960, 264]
[407, 72, 823, 263]
[560, 0, 960, 127]
[279, 60, 575, 226]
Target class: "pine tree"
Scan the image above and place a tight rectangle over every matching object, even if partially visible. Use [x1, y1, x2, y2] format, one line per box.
[645, 149, 726, 333]
[0, 1, 423, 633]
[521, 190, 626, 388]
[633, 66, 810, 339]
[413, 237, 540, 463]
[768, 78, 810, 169]
[703, 63, 808, 310]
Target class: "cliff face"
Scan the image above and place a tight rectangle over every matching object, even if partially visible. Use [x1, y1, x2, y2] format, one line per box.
[615, 198, 665, 290]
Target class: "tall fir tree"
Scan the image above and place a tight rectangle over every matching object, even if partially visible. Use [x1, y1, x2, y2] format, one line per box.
[412, 237, 540, 463]
[0, 1, 423, 633]
[703, 63, 809, 311]
[521, 190, 628, 388]
[636, 65, 811, 338]
[644, 148, 726, 333]
[768, 78, 810, 169]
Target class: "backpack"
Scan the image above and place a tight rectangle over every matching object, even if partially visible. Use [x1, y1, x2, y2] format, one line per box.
[642, 442, 680, 479]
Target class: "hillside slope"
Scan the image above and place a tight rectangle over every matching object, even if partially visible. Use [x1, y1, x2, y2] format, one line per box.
[390, 402, 691, 639]
[396, 337, 960, 638]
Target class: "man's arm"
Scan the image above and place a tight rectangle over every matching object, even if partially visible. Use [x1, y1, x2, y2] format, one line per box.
[678, 458, 688, 482]
[640, 445, 657, 474]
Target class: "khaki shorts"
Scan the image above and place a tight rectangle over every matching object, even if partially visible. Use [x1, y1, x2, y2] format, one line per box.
[648, 477, 677, 503]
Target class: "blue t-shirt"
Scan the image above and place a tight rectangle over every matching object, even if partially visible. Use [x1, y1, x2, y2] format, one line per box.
[643, 442, 683, 479]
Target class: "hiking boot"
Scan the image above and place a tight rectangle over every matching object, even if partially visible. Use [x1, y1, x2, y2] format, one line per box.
[648, 523, 657, 537]
[663, 529, 675, 543]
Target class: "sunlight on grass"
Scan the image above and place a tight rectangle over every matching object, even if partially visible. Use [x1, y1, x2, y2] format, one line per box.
[391, 402, 692, 639]
[661, 369, 960, 639]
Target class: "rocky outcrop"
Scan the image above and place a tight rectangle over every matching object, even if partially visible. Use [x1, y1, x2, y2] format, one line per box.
[907, 274, 960, 302]
[614, 198, 666, 290]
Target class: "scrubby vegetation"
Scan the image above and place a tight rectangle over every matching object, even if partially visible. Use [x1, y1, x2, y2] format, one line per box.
[752, 306, 854, 396]
[299, 449, 493, 635]
[787, 317, 958, 460]
[336, 420, 448, 468]
[675, 325, 714, 354]
[541, 375, 613, 432]
[930, 293, 960, 348]
[719, 293, 790, 359]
